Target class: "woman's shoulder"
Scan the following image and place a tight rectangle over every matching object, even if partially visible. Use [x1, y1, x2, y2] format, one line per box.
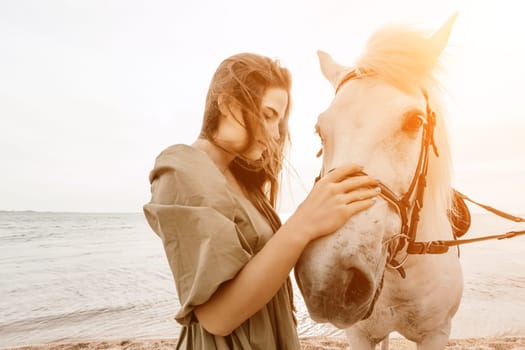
[150, 143, 218, 181]
[153, 143, 203, 168]
[148, 143, 233, 207]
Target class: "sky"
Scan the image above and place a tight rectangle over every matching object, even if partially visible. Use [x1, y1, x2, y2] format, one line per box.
[1, 0, 524, 214]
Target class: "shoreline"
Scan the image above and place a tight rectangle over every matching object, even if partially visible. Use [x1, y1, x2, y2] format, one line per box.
[3, 336, 525, 350]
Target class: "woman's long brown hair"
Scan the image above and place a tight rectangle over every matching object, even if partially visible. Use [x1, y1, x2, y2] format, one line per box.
[200, 53, 296, 321]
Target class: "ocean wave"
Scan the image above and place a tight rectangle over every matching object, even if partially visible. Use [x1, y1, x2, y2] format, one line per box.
[0, 305, 138, 333]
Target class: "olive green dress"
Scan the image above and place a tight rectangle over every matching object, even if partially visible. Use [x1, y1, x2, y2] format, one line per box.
[143, 144, 300, 350]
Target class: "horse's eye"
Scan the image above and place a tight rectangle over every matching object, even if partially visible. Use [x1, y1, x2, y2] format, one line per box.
[402, 114, 425, 132]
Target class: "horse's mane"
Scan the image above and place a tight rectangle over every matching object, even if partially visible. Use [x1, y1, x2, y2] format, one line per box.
[357, 24, 454, 231]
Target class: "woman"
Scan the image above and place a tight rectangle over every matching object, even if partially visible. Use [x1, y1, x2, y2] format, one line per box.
[143, 53, 379, 349]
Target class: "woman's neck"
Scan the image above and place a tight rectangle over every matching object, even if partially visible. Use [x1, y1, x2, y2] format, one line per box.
[192, 138, 250, 198]
[192, 138, 235, 174]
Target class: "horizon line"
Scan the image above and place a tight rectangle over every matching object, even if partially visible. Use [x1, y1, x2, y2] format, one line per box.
[1, 209, 523, 217]
[0, 209, 143, 215]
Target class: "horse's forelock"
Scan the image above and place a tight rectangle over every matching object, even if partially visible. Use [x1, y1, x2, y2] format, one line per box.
[356, 25, 444, 94]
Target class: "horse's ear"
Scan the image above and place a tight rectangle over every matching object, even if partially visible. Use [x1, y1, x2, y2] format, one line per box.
[429, 12, 458, 58]
[317, 50, 347, 90]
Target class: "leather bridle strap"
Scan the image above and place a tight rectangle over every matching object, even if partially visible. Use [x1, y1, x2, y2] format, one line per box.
[335, 69, 365, 94]
[405, 90, 438, 243]
[407, 230, 525, 254]
[456, 191, 525, 223]
[407, 193, 525, 254]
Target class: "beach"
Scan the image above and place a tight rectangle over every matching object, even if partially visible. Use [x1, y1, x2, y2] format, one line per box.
[4, 336, 525, 350]
[1, 211, 524, 349]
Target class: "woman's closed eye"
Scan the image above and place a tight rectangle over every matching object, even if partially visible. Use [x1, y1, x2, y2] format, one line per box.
[262, 107, 279, 121]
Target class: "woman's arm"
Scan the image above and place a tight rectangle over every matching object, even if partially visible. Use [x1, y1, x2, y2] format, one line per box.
[194, 163, 378, 335]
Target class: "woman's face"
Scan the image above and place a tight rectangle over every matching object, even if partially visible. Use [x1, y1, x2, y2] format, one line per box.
[216, 87, 288, 161]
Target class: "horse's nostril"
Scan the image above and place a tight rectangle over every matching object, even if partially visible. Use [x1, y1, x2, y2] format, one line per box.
[344, 268, 371, 305]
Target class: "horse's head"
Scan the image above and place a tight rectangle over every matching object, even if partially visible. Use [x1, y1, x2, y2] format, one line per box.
[295, 15, 457, 328]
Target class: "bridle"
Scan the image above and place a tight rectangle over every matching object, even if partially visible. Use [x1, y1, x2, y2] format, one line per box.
[367, 87, 437, 278]
[316, 68, 525, 279]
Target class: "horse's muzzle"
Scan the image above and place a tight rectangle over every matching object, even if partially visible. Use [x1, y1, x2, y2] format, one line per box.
[295, 265, 377, 328]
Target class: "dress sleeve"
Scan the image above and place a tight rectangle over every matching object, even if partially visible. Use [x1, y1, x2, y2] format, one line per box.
[143, 153, 252, 326]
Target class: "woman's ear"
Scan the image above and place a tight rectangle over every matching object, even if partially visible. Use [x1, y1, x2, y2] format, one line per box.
[217, 94, 245, 127]
[217, 94, 231, 116]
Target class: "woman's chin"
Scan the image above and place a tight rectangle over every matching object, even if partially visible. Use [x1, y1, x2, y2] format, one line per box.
[244, 149, 265, 162]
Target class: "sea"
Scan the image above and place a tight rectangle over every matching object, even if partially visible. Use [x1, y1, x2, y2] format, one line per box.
[1, 210, 524, 348]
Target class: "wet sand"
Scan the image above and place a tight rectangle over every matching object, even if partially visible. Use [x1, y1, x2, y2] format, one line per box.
[4, 336, 525, 350]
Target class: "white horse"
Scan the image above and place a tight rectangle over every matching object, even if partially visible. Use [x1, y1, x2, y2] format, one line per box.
[295, 15, 463, 350]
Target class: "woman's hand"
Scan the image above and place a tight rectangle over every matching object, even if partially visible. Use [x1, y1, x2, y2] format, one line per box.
[286, 163, 379, 243]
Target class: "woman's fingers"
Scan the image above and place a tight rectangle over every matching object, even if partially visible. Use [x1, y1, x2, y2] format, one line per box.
[342, 187, 380, 204]
[323, 163, 364, 183]
[344, 198, 377, 216]
[338, 175, 378, 192]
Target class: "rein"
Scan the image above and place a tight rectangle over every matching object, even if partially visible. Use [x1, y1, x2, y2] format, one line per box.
[406, 191, 525, 255]
[317, 68, 525, 278]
